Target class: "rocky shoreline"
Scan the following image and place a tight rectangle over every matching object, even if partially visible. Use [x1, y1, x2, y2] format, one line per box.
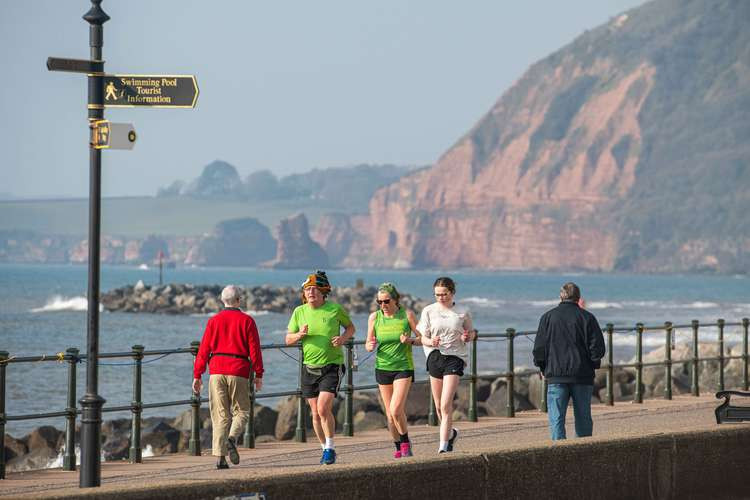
[101, 282, 429, 315]
[5, 345, 746, 473]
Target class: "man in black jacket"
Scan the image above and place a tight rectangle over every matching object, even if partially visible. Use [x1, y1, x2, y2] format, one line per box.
[533, 282, 605, 440]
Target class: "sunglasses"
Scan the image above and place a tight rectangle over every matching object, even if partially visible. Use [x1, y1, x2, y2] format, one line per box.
[376, 299, 391, 305]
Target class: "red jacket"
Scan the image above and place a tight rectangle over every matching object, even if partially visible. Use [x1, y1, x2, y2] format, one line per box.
[193, 308, 264, 379]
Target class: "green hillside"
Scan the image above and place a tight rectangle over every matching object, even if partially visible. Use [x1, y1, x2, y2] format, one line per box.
[0, 197, 342, 237]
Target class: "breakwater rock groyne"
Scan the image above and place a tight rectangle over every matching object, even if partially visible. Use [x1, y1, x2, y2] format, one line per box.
[101, 282, 429, 315]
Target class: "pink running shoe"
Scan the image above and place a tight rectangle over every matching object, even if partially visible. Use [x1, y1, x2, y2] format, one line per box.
[399, 442, 413, 457]
[393, 449, 402, 459]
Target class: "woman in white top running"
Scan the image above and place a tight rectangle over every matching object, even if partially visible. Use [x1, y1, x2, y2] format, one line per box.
[417, 276, 476, 453]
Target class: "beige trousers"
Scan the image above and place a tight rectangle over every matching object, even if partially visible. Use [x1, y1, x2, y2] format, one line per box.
[209, 374, 250, 457]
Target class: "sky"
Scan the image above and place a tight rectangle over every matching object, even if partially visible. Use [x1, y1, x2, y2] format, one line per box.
[0, 0, 644, 199]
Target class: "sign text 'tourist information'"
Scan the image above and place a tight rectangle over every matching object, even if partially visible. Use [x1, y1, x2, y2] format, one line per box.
[102, 75, 199, 108]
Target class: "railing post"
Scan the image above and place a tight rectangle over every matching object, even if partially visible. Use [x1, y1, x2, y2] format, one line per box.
[635, 323, 643, 404]
[717, 318, 725, 392]
[541, 378, 548, 413]
[189, 341, 202, 456]
[428, 389, 438, 426]
[691, 320, 700, 396]
[243, 372, 255, 448]
[63, 348, 79, 471]
[468, 331, 478, 422]
[129, 344, 144, 463]
[664, 323, 672, 400]
[606, 324, 614, 406]
[743, 318, 749, 391]
[295, 343, 306, 442]
[506, 328, 515, 418]
[343, 341, 354, 436]
[0, 351, 7, 480]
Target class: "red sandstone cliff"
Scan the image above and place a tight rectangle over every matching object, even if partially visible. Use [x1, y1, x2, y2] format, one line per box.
[323, 0, 750, 272]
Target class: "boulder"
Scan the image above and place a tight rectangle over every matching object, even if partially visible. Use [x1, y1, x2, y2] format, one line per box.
[4, 434, 28, 461]
[7, 446, 59, 472]
[346, 390, 385, 422]
[527, 374, 545, 409]
[484, 380, 535, 415]
[253, 404, 279, 437]
[141, 421, 181, 455]
[353, 410, 387, 431]
[171, 408, 211, 431]
[274, 396, 312, 441]
[405, 383, 433, 422]
[453, 378, 494, 415]
[102, 436, 130, 461]
[26, 426, 62, 452]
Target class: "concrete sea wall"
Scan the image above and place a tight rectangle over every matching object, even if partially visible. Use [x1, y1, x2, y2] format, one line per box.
[48, 425, 750, 499]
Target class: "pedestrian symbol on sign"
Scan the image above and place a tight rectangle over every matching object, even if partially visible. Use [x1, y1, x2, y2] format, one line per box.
[105, 81, 120, 101]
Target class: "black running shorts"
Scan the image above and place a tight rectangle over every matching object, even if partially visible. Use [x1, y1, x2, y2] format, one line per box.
[301, 363, 345, 398]
[426, 350, 465, 378]
[375, 369, 415, 385]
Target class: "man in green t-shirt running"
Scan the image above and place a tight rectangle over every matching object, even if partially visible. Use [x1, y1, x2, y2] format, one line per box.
[285, 270, 355, 465]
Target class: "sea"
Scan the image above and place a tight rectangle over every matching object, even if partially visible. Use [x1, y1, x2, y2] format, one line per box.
[1, 263, 749, 436]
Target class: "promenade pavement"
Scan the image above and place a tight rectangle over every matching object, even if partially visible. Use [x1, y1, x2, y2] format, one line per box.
[1, 394, 745, 498]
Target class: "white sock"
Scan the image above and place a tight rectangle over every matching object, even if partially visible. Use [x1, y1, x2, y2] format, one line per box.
[439, 441, 448, 452]
[325, 437, 335, 450]
[321, 443, 326, 450]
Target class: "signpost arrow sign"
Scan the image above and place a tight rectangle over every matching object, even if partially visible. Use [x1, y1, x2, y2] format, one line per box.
[102, 74, 199, 108]
[47, 57, 104, 74]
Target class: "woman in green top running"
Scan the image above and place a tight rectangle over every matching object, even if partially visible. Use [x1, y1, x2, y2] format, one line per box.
[365, 282, 421, 458]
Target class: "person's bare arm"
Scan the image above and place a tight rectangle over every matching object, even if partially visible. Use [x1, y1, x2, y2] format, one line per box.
[285, 324, 308, 345]
[332, 322, 356, 346]
[366, 312, 377, 351]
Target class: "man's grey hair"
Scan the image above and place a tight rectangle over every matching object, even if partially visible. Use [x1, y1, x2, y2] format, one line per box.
[221, 285, 242, 306]
[560, 282, 581, 302]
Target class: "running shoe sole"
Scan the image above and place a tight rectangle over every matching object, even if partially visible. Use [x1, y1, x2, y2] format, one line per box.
[447, 428, 458, 451]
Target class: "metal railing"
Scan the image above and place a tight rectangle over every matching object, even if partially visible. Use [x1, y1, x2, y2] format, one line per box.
[1, 317, 748, 479]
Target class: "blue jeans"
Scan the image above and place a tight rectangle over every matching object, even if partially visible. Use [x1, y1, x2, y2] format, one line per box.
[546, 383, 593, 440]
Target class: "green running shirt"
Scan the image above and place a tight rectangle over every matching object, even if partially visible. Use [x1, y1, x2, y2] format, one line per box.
[374, 307, 414, 371]
[288, 301, 352, 366]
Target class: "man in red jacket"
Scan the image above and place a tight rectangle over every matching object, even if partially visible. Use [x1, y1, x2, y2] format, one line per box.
[192, 285, 264, 469]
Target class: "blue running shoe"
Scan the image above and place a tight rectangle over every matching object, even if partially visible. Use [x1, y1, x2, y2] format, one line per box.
[322, 448, 336, 465]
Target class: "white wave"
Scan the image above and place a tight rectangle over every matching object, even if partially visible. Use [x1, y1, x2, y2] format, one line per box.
[621, 300, 661, 308]
[597, 300, 722, 310]
[30, 295, 103, 313]
[527, 300, 558, 307]
[611, 329, 744, 348]
[586, 301, 623, 310]
[46, 445, 105, 469]
[459, 297, 506, 307]
[47, 444, 154, 469]
[683, 301, 719, 309]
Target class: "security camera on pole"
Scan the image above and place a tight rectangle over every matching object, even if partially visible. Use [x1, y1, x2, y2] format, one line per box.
[46, 0, 199, 488]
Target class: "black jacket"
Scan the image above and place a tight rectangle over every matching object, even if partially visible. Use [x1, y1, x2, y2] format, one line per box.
[532, 301, 605, 384]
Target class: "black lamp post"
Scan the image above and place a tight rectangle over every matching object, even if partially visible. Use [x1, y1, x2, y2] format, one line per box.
[80, 0, 109, 488]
